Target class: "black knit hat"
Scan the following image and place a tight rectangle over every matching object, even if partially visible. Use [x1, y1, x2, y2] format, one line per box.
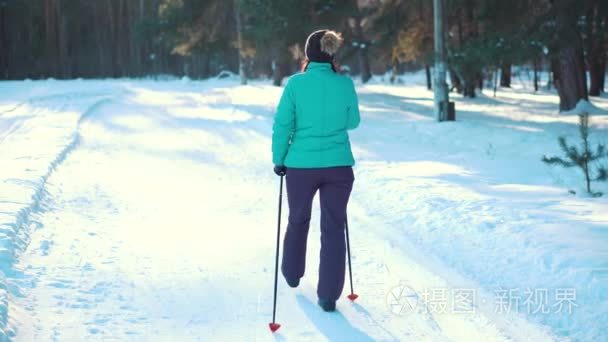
[305, 30, 343, 63]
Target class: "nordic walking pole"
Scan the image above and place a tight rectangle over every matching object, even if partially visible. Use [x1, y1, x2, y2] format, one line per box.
[269, 175, 284, 333]
[345, 217, 359, 301]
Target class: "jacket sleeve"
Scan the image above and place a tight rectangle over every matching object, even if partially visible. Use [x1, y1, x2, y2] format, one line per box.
[347, 79, 360, 130]
[272, 80, 296, 166]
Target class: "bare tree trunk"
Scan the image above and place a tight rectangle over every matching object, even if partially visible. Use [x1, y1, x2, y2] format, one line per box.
[547, 58, 556, 90]
[358, 45, 371, 83]
[272, 62, 281, 86]
[460, 0, 479, 98]
[92, 1, 107, 76]
[461, 70, 477, 98]
[201, 53, 210, 78]
[589, 50, 605, 96]
[586, 2, 604, 96]
[234, 0, 246, 85]
[353, 16, 371, 83]
[553, 0, 588, 111]
[533, 57, 540, 92]
[127, 0, 137, 77]
[19, 6, 32, 78]
[115, 0, 123, 76]
[600, 55, 606, 92]
[449, 68, 462, 93]
[554, 47, 588, 111]
[602, 6, 607, 93]
[58, 7, 69, 78]
[425, 64, 431, 90]
[463, 79, 476, 98]
[45, 0, 59, 77]
[272, 46, 288, 86]
[493, 67, 499, 97]
[106, 0, 117, 76]
[117, 0, 126, 76]
[500, 62, 511, 87]
[0, 2, 7, 79]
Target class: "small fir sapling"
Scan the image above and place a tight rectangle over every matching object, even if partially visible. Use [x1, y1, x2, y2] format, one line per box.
[542, 112, 607, 196]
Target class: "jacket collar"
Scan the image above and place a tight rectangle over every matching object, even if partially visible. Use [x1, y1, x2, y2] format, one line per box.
[307, 62, 333, 71]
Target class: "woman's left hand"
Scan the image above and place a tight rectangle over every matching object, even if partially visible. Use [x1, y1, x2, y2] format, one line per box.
[273, 165, 286, 176]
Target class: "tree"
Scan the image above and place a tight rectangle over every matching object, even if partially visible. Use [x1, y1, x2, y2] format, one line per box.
[0, 1, 7, 78]
[543, 113, 607, 196]
[234, 0, 247, 84]
[310, 0, 380, 83]
[0, 0, 601, 92]
[351, 13, 372, 83]
[240, 0, 310, 86]
[444, 0, 543, 97]
[584, 0, 608, 96]
[383, 0, 433, 88]
[444, 0, 486, 97]
[547, 0, 588, 111]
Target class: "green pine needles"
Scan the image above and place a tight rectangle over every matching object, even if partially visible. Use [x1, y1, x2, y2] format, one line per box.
[543, 112, 607, 196]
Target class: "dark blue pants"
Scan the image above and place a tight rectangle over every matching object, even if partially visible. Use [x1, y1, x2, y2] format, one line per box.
[281, 166, 354, 301]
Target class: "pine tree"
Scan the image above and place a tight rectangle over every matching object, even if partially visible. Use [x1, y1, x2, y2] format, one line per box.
[239, 0, 310, 86]
[381, 0, 433, 87]
[542, 113, 607, 196]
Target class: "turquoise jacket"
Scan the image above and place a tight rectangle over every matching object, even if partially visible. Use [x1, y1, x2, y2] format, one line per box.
[272, 62, 360, 168]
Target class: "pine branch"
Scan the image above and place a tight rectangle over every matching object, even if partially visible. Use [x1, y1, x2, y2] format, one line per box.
[542, 155, 576, 167]
[597, 166, 608, 182]
[595, 144, 606, 159]
[558, 137, 580, 162]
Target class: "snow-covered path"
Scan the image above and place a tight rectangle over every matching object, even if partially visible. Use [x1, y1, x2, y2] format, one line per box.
[3, 79, 607, 341]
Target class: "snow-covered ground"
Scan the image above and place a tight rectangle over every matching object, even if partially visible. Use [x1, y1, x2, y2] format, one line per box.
[0, 74, 607, 341]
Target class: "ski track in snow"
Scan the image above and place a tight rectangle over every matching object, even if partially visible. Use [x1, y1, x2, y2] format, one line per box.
[0, 84, 116, 340]
[1, 78, 607, 341]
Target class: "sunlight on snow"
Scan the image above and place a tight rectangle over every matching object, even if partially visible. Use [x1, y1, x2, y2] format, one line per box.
[372, 161, 472, 178]
[168, 106, 253, 122]
[127, 86, 187, 106]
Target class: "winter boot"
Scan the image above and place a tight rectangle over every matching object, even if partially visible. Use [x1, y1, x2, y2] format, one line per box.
[285, 277, 300, 288]
[317, 298, 336, 312]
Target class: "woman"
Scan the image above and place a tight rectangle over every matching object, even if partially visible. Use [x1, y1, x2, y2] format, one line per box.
[271, 29, 360, 312]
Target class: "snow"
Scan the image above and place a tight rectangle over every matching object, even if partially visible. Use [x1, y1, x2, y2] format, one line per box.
[0, 75, 607, 341]
[561, 99, 608, 116]
[0, 81, 117, 339]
